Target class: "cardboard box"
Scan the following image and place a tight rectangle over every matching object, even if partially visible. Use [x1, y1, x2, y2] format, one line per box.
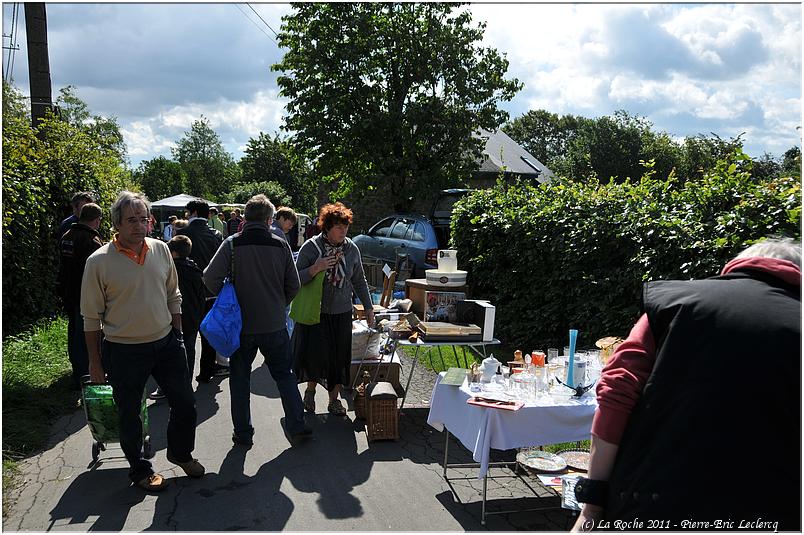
[456, 300, 496, 342]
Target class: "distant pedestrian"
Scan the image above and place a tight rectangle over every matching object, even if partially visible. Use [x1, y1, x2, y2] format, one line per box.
[56, 191, 95, 244]
[293, 202, 374, 416]
[58, 202, 104, 389]
[204, 194, 311, 446]
[163, 215, 178, 241]
[176, 198, 225, 383]
[208, 207, 226, 236]
[81, 191, 204, 492]
[271, 206, 297, 241]
[227, 208, 243, 236]
[218, 211, 229, 238]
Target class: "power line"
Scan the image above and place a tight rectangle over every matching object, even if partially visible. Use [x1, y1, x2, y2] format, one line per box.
[246, 4, 278, 39]
[5, 3, 20, 81]
[233, 4, 277, 45]
[9, 2, 19, 81]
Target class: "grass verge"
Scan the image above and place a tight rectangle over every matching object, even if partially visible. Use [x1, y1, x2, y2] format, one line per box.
[2, 316, 78, 517]
[401, 343, 515, 373]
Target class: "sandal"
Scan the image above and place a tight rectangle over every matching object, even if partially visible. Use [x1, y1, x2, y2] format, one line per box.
[327, 399, 347, 416]
[303, 389, 316, 413]
[137, 473, 167, 492]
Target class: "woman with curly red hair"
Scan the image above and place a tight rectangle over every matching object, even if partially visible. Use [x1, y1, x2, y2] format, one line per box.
[292, 202, 374, 416]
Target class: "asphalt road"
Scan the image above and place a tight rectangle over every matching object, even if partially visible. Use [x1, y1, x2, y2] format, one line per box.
[3, 343, 574, 531]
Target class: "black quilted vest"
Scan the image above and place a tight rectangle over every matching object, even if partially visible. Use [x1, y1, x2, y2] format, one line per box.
[605, 270, 800, 530]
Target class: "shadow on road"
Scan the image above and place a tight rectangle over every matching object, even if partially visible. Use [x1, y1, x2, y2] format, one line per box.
[48, 467, 146, 531]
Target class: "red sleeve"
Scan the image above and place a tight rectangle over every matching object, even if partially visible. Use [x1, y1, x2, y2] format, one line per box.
[591, 313, 656, 444]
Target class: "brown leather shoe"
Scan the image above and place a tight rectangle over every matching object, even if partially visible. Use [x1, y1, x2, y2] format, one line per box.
[167, 455, 205, 478]
[137, 473, 168, 491]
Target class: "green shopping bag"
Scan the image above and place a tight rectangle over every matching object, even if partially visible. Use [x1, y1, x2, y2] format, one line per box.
[289, 271, 325, 325]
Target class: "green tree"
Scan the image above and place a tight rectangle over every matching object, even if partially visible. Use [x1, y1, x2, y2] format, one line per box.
[171, 116, 236, 199]
[55, 85, 128, 165]
[239, 132, 316, 211]
[502, 109, 581, 171]
[272, 3, 522, 200]
[780, 146, 801, 179]
[504, 109, 752, 184]
[133, 156, 186, 201]
[749, 152, 782, 181]
[676, 133, 744, 182]
[2, 82, 131, 333]
[223, 180, 291, 206]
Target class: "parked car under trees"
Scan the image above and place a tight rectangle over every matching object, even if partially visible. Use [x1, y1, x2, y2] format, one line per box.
[352, 189, 472, 277]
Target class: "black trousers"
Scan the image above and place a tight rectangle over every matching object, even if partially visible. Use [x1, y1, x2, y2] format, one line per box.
[197, 298, 217, 380]
[106, 329, 197, 483]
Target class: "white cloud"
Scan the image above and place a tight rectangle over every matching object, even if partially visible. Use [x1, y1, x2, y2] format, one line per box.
[472, 3, 801, 155]
[3, 3, 799, 164]
[121, 90, 289, 162]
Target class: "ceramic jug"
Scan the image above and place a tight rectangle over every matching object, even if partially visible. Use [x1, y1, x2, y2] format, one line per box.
[480, 355, 501, 383]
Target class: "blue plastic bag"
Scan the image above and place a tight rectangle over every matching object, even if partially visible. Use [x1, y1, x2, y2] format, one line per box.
[200, 239, 242, 357]
[200, 279, 242, 357]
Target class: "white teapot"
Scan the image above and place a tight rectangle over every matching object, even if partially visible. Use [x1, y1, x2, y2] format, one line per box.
[480, 355, 501, 383]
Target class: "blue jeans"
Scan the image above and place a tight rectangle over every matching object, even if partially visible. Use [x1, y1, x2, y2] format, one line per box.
[67, 306, 89, 389]
[106, 329, 197, 483]
[229, 329, 305, 439]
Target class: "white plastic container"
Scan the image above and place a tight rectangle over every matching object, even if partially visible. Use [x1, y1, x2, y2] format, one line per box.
[437, 249, 458, 272]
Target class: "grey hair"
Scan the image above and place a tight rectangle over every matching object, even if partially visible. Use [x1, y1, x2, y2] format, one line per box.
[244, 194, 275, 223]
[736, 237, 801, 267]
[111, 190, 151, 228]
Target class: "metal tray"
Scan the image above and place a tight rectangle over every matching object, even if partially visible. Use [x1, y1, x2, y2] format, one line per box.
[555, 449, 591, 472]
[516, 450, 567, 473]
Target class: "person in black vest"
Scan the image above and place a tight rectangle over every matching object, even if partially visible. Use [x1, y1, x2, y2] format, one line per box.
[573, 238, 800, 532]
[56, 191, 96, 245]
[58, 202, 105, 389]
[176, 198, 225, 383]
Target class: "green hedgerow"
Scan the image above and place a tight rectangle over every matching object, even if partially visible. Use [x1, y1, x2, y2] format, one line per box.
[451, 149, 800, 350]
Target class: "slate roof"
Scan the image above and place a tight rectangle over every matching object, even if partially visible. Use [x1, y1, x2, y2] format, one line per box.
[476, 128, 555, 183]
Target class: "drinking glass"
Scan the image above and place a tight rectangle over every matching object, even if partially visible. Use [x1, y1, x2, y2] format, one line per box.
[500, 365, 511, 393]
[547, 348, 559, 363]
[563, 346, 570, 357]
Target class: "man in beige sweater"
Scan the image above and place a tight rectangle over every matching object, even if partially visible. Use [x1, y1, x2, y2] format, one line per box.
[81, 191, 204, 492]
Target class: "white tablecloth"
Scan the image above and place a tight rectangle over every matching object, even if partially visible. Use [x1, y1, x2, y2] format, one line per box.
[426, 373, 597, 478]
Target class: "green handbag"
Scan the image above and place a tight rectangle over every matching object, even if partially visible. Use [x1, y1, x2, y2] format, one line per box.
[289, 271, 326, 325]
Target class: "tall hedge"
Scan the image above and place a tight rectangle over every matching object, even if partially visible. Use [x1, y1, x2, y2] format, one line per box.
[3, 102, 130, 335]
[451, 151, 801, 350]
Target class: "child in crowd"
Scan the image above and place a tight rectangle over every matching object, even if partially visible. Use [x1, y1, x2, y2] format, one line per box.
[149, 235, 205, 399]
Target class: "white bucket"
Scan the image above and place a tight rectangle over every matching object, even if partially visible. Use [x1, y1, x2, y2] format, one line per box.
[438, 249, 458, 272]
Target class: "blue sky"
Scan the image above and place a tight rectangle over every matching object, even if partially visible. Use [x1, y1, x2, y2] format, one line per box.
[3, 3, 801, 166]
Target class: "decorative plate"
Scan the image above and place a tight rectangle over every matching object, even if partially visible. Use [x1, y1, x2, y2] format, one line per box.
[516, 450, 567, 473]
[556, 449, 591, 472]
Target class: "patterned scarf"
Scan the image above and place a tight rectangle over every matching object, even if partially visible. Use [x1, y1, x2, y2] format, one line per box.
[321, 234, 347, 289]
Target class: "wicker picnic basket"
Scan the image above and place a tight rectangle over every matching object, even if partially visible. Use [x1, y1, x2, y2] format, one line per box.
[366, 382, 399, 441]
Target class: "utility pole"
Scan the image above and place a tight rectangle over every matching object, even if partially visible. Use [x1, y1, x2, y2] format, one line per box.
[24, 3, 53, 136]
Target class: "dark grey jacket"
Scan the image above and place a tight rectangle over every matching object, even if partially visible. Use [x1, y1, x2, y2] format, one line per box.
[203, 222, 300, 335]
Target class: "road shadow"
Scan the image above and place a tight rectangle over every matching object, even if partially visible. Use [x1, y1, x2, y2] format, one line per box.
[48, 467, 147, 531]
[144, 411, 378, 530]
